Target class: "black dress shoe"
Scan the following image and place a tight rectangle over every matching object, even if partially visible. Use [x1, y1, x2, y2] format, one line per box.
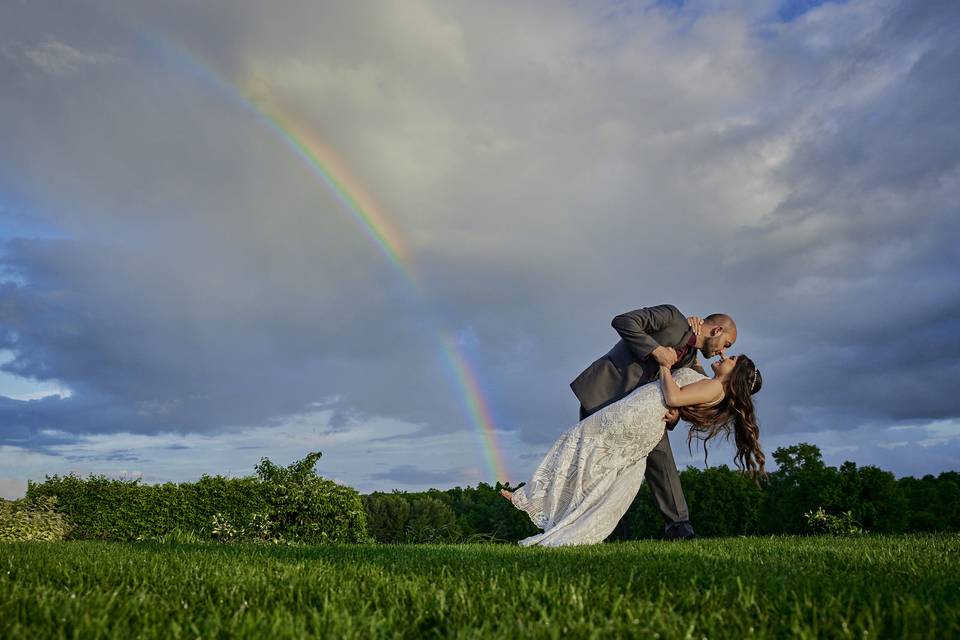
[664, 521, 696, 540]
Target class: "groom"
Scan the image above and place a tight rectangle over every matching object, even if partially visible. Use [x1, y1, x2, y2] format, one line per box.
[570, 304, 737, 540]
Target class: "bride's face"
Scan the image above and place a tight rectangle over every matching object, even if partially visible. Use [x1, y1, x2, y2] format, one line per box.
[711, 355, 738, 377]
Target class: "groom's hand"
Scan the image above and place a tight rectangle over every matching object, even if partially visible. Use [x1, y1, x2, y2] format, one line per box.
[651, 345, 678, 368]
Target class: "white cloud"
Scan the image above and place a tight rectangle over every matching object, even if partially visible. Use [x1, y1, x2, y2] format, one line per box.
[24, 41, 116, 75]
[0, 409, 540, 496]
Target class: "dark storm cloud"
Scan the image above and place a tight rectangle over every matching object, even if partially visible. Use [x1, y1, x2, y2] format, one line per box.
[65, 449, 141, 463]
[0, 0, 957, 488]
[715, 0, 960, 432]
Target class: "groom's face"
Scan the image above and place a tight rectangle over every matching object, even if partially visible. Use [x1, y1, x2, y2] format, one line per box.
[701, 327, 736, 359]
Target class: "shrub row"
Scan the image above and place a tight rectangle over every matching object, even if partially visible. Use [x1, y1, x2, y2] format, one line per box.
[24, 452, 369, 544]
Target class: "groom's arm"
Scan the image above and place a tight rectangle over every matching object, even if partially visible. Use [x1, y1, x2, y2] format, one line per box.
[611, 304, 684, 361]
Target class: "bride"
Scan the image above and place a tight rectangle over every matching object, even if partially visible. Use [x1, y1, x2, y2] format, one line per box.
[501, 355, 764, 547]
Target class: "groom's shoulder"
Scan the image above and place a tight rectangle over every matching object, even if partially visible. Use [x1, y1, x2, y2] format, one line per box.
[617, 304, 685, 326]
[646, 303, 684, 318]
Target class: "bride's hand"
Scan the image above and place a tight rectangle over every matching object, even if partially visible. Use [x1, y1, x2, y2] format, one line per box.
[664, 408, 680, 423]
[652, 346, 679, 368]
[687, 315, 704, 336]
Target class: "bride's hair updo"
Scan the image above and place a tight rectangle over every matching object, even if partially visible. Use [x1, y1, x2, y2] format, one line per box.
[678, 355, 766, 481]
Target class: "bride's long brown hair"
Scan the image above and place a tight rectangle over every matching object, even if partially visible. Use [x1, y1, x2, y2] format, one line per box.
[678, 355, 766, 481]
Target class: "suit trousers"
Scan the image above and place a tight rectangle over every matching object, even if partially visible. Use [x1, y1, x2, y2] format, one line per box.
[580, 404, 690, 527]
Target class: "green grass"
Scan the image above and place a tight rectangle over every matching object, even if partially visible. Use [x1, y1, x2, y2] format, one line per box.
[1, 535, 958, 639]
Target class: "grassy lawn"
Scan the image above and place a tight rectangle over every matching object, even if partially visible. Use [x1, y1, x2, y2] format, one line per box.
[1, 534, 957, 639]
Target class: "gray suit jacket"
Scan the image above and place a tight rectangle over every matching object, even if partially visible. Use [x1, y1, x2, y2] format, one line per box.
[570, 304, 704, 418]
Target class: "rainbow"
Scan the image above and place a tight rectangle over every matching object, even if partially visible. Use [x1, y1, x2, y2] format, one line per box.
[437, 333, 510, 488]
[245, 90, 411, 271]
[147, 37, 511, 484]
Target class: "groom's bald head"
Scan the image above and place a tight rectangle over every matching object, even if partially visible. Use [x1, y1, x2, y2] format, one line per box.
[704, 313, 736, 335]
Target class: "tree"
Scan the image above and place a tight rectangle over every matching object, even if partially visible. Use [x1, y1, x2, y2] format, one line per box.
[363, 492, 411, 543]
[761, 443, 844, 533]
[898, 472, 960, 532]
[773, 443, 827, 476]
[683, 465, 764, 536]
[406, 496, 459, 542]
[856, 465, 907, 532]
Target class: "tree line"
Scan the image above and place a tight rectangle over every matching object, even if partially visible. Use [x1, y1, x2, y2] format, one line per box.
[364, 443, 960, 542]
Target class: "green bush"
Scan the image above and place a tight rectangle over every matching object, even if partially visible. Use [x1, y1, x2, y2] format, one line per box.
[253, 452, 370, 544]
[0, 495, 72, 542]
[26, 452, 369, 544]
[804, 507, 863, 535]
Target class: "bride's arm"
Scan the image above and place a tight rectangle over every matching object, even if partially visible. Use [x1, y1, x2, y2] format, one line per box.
[659, 365, 723, 408]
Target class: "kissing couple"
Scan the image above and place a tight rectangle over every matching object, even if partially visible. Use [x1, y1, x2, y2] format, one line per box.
[500, 304, 764, 547]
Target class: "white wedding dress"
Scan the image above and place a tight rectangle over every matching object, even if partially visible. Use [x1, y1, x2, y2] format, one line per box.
[511, 367, 706, 547]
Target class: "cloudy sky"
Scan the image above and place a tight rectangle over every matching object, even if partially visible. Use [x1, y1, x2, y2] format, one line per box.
[1, 0, 958, 499]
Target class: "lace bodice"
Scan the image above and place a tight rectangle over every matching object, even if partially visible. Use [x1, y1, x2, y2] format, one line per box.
[591, 367, 706, 461]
